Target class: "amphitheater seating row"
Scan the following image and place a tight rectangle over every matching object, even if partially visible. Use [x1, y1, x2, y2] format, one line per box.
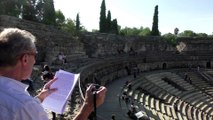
[123, 71, 213, 120]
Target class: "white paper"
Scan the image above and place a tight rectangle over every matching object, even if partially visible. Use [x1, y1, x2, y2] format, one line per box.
[135, 111, 144, 118]
[42, 70, 80, 114]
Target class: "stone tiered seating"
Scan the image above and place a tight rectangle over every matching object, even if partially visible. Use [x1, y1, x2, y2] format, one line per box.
[188, 72, 212, 89]
[176, 89, 213, 119]
[145, 72, 185, 96]
[141, 94, 172, 120]
[164, 72, 194, 91]
[127, 77, 180, 119]
[121, 70, 213, 120]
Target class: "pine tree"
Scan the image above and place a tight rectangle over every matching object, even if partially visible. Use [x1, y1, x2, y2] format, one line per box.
[151, 5, 160, 36]
[99, 0, 106, 32]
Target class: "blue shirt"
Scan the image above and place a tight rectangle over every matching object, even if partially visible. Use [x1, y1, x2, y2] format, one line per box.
[0, 76, 48, 120]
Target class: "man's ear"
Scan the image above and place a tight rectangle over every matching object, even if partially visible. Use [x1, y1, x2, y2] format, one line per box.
[20, 54, 28, 65]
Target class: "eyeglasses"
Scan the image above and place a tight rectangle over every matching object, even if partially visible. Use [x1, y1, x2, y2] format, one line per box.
[17, 51, 38, 60]
[26, 51, 38, 60]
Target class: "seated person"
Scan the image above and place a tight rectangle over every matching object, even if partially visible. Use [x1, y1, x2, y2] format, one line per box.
[58, 52, 67, 64]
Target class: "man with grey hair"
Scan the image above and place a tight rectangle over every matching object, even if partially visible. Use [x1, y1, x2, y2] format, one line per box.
[0, 28, 107, 120]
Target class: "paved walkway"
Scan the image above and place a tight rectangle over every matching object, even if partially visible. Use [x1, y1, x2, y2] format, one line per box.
[97, 75, 133, 120]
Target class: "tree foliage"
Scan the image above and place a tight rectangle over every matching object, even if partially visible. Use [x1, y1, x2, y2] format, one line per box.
[99, 0, 118, 34]
[35, 0, 45, 22]
[0, 0, 56, 25]
[61, 18, 76, 34]
[139, 27, 151, 36]
[151, 5, 160, 36]
[42, 0, 56, 25]
[111, 19, 119, 34]
[55, 10, 65, 27]
[22, 0, 37, 21]
[76, 13, 81, 32]
[0, 0, 21, 17]
[120, 27, 151, 36]
[106, 10, 111, 32]
[178, 30, 209, 37]
[162, 33, 177, 45]
[196, 33, 208, 37]
[179, 30, 196, 37]
[99, 0, 106, 32]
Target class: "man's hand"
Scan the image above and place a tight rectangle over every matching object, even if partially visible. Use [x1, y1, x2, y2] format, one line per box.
[73, 84, 107, 120]
[36, 77, 58, 102]
[84, 84, 107, 113]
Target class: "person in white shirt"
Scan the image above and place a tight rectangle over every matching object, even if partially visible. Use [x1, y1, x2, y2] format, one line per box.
[0, 28, 107, 120]
[58, 52, 66, 64]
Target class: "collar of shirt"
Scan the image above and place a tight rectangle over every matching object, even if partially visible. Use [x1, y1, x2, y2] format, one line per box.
[0, 76, 29, 95]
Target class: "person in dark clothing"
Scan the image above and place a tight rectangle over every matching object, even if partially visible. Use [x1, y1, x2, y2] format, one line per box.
[174, 102, 178, 112]
[111, 114, 115, 120]
[41, 65, 54, 84]
[184, 73, 188, 81]
[127, 83, 132, 90]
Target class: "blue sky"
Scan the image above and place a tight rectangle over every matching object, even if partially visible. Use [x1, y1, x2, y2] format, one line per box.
[54, 0, 213, 35]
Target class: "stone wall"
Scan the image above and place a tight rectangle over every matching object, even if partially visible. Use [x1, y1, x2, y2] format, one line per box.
[1, 15, 213, 65]
[80, 32, 176, 58]
[177, 37, 213, 55]
[0, 15, 86, 64]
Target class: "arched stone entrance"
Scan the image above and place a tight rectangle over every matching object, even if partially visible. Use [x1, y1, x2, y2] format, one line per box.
[162, 63, 167, 69]
[206, 61, 211, 68]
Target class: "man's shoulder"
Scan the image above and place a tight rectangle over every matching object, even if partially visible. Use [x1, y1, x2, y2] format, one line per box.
[0, 91, 48, 120]
[1, 89, 33, 104]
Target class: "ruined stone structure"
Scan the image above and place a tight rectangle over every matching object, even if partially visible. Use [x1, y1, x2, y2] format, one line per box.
[1, 15, 213, 86]
[1, 15, 213, 119]
[1, 15, 213, 71]
[0, 15, 86, 65]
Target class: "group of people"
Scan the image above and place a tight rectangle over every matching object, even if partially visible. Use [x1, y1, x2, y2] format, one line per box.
[0, 28, 107, 120]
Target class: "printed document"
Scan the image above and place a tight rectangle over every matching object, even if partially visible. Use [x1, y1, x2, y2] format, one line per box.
[42, 70, 80, 114]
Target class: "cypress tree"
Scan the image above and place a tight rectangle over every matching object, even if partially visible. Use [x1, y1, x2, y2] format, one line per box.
[106, 10, 111, 32]
[151, 5, 160, 36]
[76, 13, 81, 34]
[111, 19, 118, 34]
[99, 0, 106, 32]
